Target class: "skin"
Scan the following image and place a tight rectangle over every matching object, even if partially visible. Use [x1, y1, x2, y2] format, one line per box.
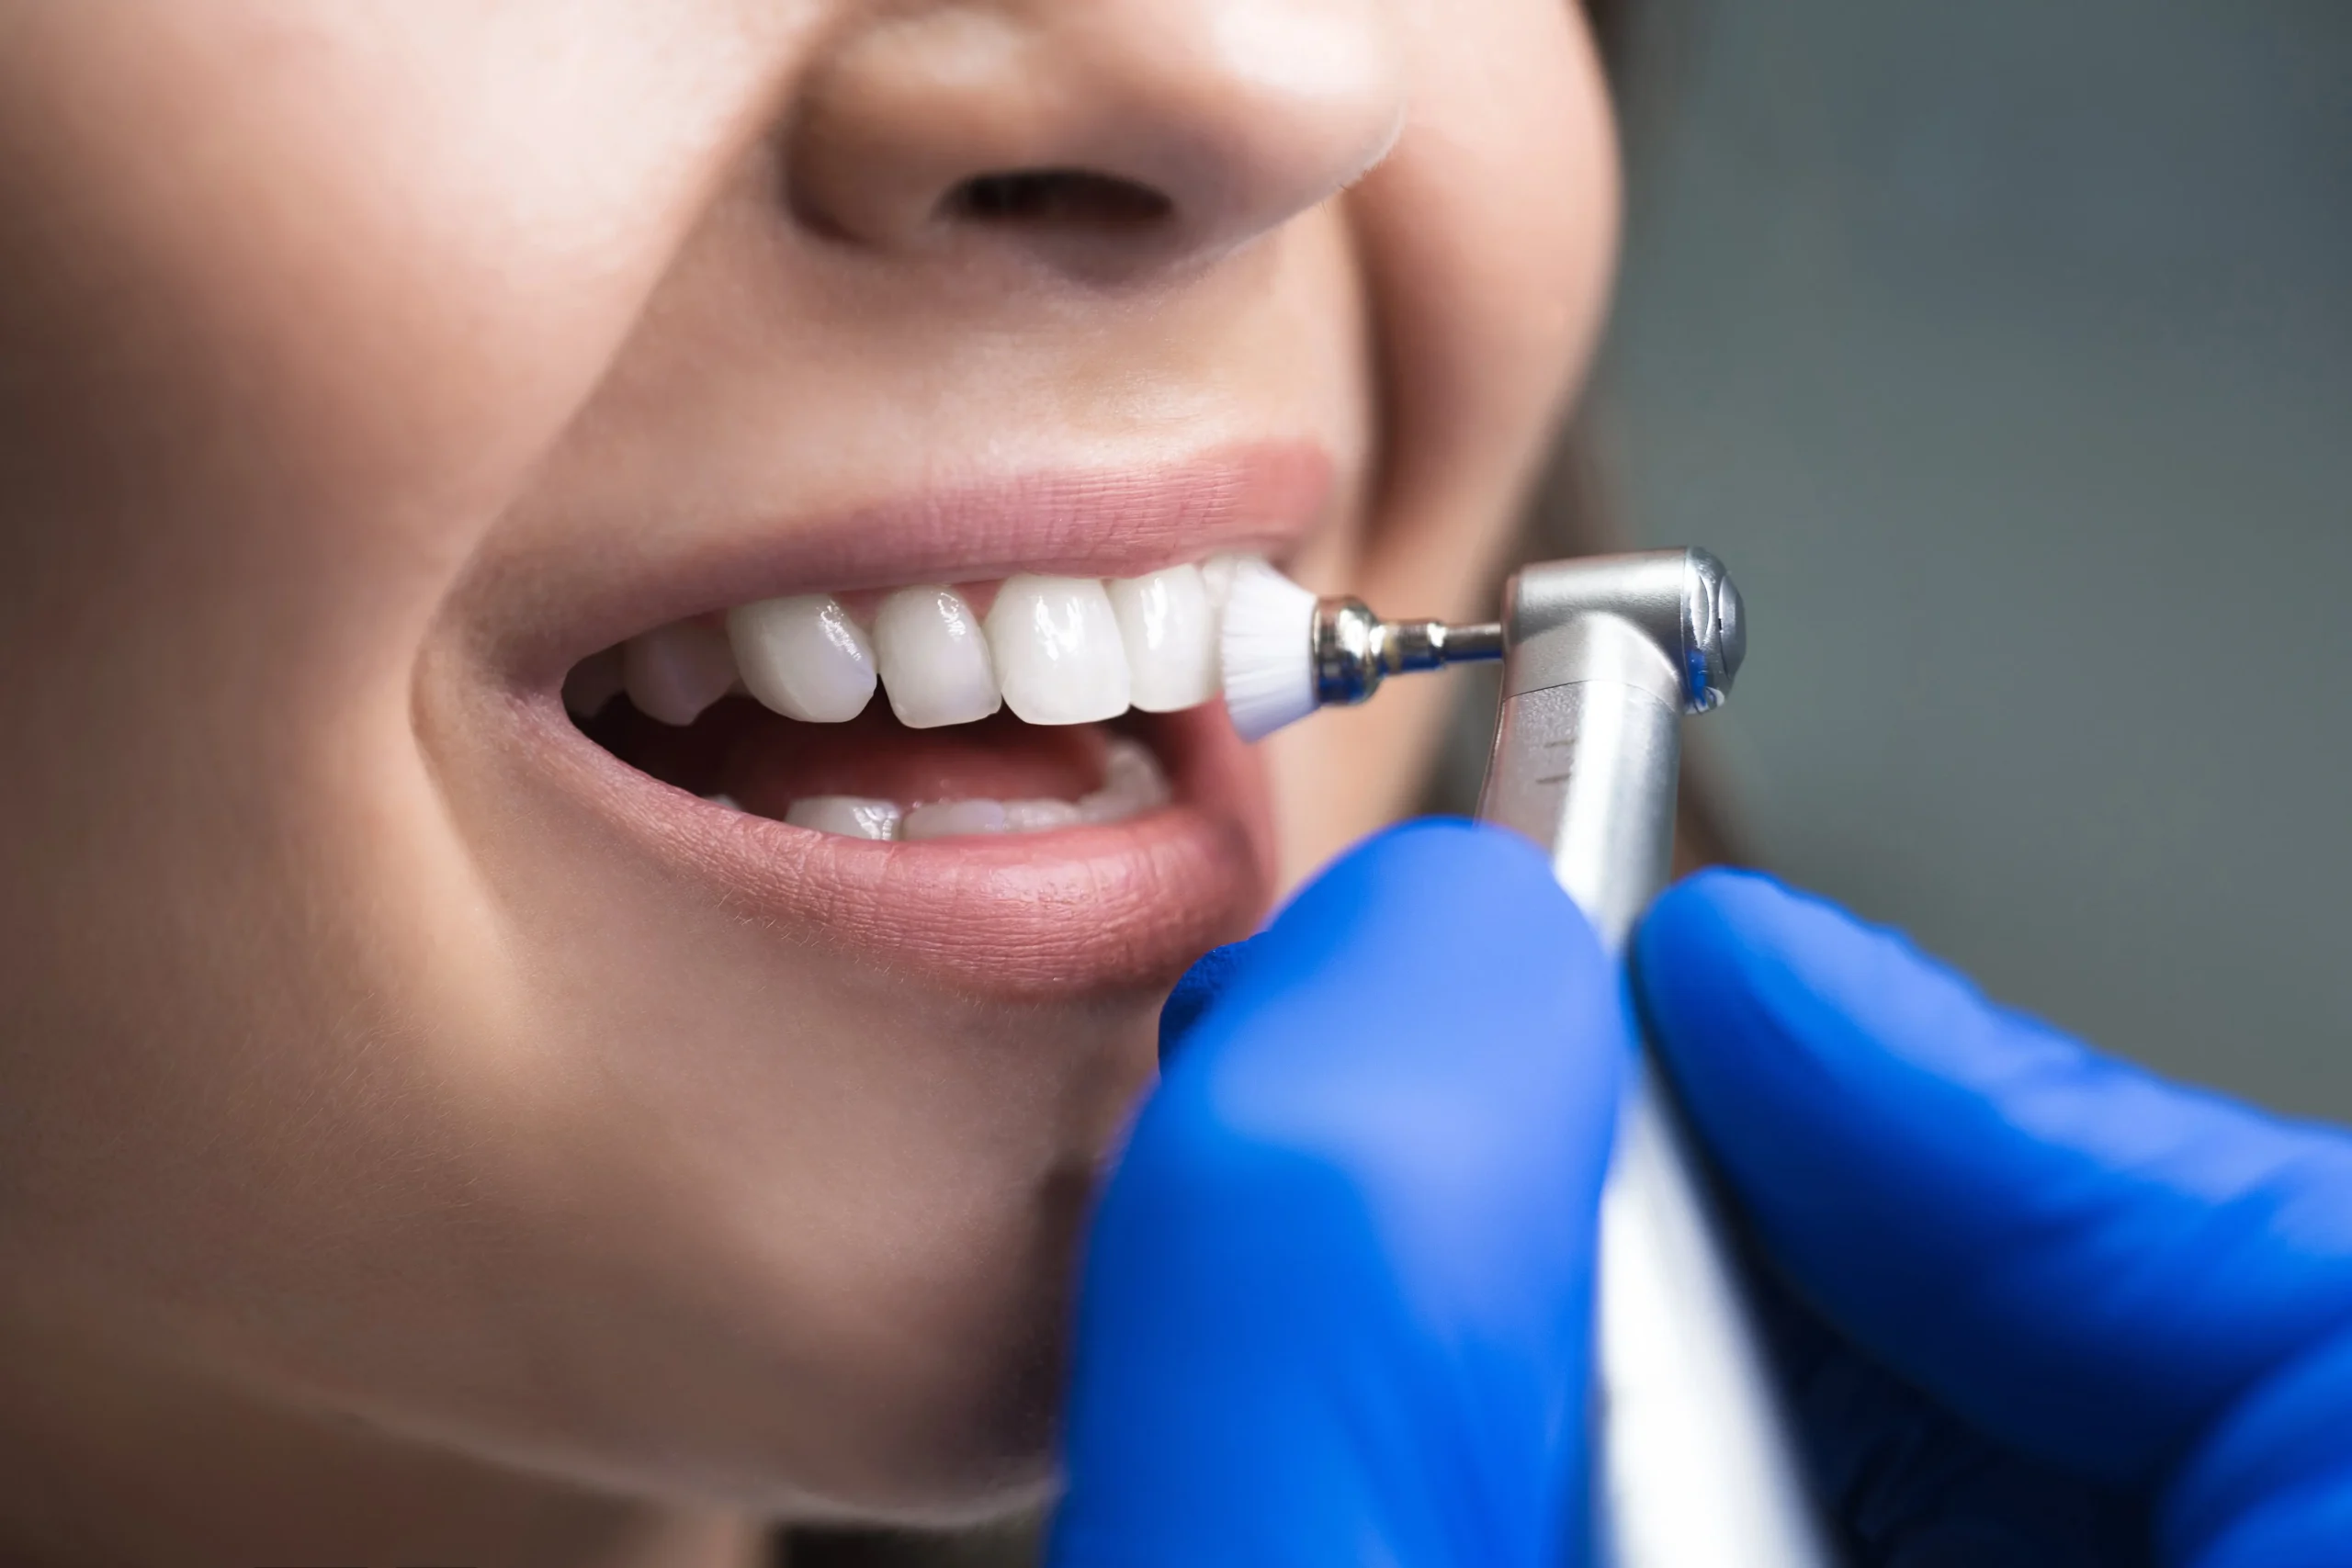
[0, 2, 1615, 1563]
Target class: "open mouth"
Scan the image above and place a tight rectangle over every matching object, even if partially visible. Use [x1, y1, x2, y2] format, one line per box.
[565, 559, 1247, 841]
[496, 447, 1320, 992]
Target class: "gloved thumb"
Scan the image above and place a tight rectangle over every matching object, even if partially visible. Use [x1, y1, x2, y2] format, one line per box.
[1048, 820, 1627, 1568]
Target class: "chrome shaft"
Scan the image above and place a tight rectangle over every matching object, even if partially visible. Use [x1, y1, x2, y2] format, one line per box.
[1309, 600, 1503, 709]
[1475, 550, 1835, 1568]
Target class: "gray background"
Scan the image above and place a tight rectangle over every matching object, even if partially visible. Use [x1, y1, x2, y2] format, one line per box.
[1592, 0, 2351, 1117]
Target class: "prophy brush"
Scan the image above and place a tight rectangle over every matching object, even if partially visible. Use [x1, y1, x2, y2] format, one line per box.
[1221, 550, 1838, 1568]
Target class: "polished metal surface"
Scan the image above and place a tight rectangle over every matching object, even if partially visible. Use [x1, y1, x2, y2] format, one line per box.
[1497, 547, 1744, 716]
[1310, 598, 1504, 709]
[1595, 1066, 1827, 1568]
[1427, 619, 1507, 663]
[1679, 549, 1745, 713]
[1480, 674, 1679, 947]
[1476, 550, 1837, 1568]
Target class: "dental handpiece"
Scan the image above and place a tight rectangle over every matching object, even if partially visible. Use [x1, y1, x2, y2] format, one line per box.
[1224, 550, 1838, 1568]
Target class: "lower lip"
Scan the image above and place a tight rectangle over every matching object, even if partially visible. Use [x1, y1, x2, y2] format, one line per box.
[519, 695, 1278, 997]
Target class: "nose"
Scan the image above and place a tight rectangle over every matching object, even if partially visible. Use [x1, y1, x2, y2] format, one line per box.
[786, 0, 1407, 276]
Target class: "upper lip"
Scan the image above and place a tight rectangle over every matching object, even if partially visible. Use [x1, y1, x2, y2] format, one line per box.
[501, 440, 1332, 693]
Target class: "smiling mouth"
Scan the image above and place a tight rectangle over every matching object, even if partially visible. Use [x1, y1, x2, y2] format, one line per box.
[503, 447, 1319, 991]
[567, 557, 1254, 840]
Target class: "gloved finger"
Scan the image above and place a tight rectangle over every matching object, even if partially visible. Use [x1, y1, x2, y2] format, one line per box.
[1050, 820, 1627, 1568]
[1158, 936, 1259, 1067]
[1634, 869, 2352, 1492]
[1747, 1235, 2145, 1567]
[2171, 1327, 2352, 1568]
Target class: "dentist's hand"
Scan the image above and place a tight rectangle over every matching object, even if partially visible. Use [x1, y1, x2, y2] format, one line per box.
[1050, 831, 2352, 1568]
[1047, 820, 1628, 1568]
[1637, 871, 2352, 1567]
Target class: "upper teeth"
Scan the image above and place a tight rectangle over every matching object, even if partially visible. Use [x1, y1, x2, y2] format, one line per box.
[616, 617, 738, 728]
[1108, 566, 1218, 714]
[985, 575, 1130, 726]
[586, 556, 1245, 728]
[871, 585, 998, 728]
[727, 593, 878, 724]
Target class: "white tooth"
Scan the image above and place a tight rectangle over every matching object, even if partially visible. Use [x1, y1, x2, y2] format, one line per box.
[1109, 565, 1217, 713]
[1104, 734, 1163, 785]
[873, 586, 1001, 728]
[1076, 784, 1154, 825]
[726, 595, 876, 723]
[1199, 554, 1244, 613]
[1002, 798, 1085, 833]
[1078, 739, 1171, 823]
[621, 619, 737, 727]
[563, 647, 626, 718]
[784, 796, 903, 840]
[902, 799, 1012, 840]
[702, 792, 744, 812]
[984, 576, 1130, 725]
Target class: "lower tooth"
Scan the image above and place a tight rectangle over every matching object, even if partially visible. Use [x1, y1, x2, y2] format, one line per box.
[784, 796, 903, 840]
[1077, 738, 1171, 823]
[903, 799, 1010, 840]
[1002, 798, 1084, 832]
[1103, 735, 1160, 782]
[1076, 790, 1141, 825]
[789, 741, 1170, 841]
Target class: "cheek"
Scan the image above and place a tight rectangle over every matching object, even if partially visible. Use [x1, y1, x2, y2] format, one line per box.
[1267, 0, 1617, 881]
[0, 0, 921, 1491]
[1351, 0, 1618, 600]
[0, 2, 788, 716]
[0, 0, 795, 1237]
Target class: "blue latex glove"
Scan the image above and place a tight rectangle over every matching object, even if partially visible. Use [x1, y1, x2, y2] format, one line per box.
[1636, 870, 2352, 1567]
[1047, 820, 1629, 1567]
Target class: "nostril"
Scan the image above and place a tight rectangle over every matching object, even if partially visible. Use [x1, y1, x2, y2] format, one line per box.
[792, 2, 1405, 263]
[942, 169, 1174, 230]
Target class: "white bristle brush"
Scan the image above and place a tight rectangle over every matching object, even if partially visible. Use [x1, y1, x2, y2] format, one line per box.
[1218, 559, 1323, 741]
[1216, 560, 1506, 742]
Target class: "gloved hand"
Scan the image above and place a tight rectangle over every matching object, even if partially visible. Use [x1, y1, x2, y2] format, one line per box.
[1047, 819, 1629, 1568]
[1049, 830, 2352, 1568]
[1636, 870, 2352, 1567]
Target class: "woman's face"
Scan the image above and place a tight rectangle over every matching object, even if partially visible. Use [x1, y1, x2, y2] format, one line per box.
[0, 0, 1613, 1518]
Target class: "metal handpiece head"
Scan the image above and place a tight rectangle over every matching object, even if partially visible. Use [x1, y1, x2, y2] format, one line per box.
[1218, 548, 1742, 739]
[1684, 547, 1747, 711]
[1500, 547, 1744, 714]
